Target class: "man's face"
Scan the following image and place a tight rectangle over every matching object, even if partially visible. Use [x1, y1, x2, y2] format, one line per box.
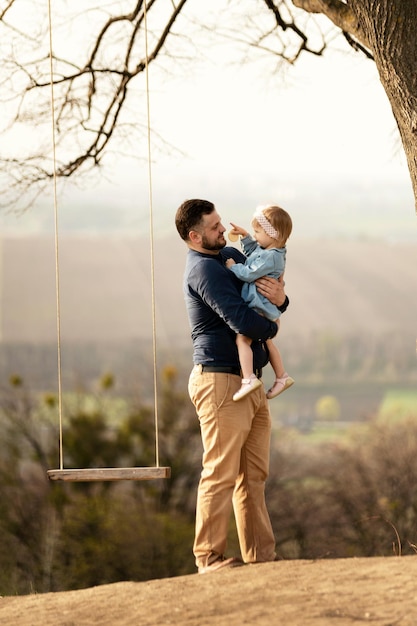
[198, 210, 227, 252]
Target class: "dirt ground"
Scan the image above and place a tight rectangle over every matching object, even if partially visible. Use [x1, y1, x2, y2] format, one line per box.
[1, 556, 417, 626]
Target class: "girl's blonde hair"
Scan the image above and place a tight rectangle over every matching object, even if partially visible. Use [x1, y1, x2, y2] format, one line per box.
[252, 205, 292, 246]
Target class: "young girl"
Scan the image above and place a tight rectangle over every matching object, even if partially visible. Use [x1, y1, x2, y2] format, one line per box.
[226, 204, 294, 401]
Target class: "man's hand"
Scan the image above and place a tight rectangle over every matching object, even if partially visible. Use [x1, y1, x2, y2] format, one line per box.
[255, 274, 286, 307]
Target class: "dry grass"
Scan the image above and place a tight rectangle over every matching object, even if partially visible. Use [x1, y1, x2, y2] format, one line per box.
[1, 556, 417, 625]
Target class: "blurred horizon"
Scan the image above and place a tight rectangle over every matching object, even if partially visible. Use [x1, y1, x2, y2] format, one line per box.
[1, 175, 416, 242]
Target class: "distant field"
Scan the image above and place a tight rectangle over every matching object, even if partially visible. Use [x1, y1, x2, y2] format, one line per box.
[268, 380, 388, 424]
[377, 389, 417, 421]
[268, 381, 417, 441]
[280, 387, 417, 445]
[1, 235, 416, 344]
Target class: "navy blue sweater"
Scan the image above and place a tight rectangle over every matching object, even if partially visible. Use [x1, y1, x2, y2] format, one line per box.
[183, 246, 288, 371]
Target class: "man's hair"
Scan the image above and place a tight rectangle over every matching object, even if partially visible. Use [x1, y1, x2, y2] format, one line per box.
[175, 199, 215, 241]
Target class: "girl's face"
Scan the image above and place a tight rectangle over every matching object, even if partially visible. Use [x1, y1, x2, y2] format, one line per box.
[253, 221, 277, 249]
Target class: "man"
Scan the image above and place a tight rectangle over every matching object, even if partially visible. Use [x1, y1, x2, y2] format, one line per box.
[175, 199, 289, 574]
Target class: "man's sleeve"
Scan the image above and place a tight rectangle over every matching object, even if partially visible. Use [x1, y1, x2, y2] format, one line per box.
[195, 259, 278, 341]
[278, 296, 289, 314]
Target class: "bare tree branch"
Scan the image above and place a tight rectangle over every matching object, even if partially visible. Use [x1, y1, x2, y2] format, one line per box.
[0, 0, 190, 207]
[4, 0, 417, 213]
[342, 30, 373, 60]
[37, 0, 188, 177]
[0, 0, 15, 21]
[291, 0, 369, 49]
[262, 0, 327, 60]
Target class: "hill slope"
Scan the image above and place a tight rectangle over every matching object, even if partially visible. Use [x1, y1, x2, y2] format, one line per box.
[0, 557, 416, 625]
[1, 235, 416, 344]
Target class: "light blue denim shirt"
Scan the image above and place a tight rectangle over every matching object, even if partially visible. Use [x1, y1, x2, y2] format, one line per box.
[229, 235, 286, 322]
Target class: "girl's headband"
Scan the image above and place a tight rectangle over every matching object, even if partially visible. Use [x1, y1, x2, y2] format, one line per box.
[254, 207, 278, 240]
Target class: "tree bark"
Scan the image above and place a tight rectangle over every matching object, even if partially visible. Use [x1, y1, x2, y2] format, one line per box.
[349, 0, 417, 212]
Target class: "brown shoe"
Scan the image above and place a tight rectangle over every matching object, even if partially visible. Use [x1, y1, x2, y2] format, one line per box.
[249, 555, 283, 564]
[198, 556, 243, 574]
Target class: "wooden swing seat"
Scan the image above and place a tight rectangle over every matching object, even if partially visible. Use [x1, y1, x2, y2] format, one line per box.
[47, 466, 171, 482]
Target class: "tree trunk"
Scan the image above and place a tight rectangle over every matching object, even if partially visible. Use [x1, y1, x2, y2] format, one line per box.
[351, 0, 417, 212]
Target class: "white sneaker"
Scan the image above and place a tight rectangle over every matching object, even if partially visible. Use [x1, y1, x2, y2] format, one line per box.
[233, 375, 262, 401]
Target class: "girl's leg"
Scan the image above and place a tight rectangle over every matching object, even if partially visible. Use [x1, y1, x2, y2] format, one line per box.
[267, 339, 285, 379]
[236, 333, 255, 379]
[266, 338, 294, 399]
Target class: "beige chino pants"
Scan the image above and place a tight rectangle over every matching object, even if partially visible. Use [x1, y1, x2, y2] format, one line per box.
[188, 365, 277, 569]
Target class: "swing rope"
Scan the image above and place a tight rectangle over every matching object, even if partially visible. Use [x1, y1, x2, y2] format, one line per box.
[46, 1, 167, 480]
[143, 0, 161, 469]
[47, 0, 64, 471]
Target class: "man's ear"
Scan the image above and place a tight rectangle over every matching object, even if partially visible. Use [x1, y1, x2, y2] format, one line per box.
[189, 230, 202, 245]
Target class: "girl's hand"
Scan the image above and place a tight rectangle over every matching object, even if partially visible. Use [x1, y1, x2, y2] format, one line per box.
[229, 222, 249, 238]
[225, 258, 236, 268]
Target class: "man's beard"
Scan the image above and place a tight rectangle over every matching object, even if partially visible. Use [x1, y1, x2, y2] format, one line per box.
[201, 233, 226, 251]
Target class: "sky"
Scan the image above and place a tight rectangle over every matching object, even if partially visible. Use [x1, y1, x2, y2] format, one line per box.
[1, 0, 416, 241]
